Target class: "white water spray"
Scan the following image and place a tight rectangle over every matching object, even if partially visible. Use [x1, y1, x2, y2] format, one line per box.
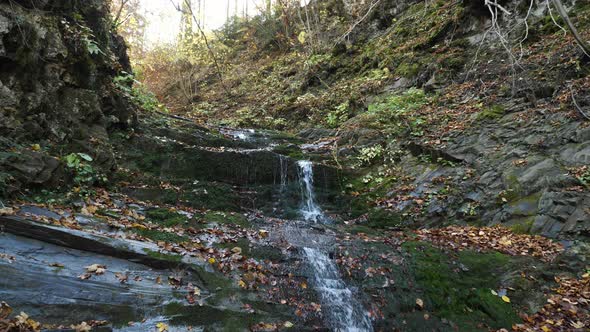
[297, 160, 323, 222]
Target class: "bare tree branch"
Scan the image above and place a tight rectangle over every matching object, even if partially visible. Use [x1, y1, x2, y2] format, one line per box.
[334, 0, 382, 47]
[570, 86, 590, 121]
[112, 0, 130, 29]
[551, 0, 590, 57]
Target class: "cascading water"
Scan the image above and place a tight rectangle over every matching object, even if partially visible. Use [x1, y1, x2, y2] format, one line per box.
[297, 160, 323, 223]
[294, 160, 373, 332]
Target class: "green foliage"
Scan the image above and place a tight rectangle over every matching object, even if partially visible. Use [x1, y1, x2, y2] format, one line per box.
[356, 145, 384, 166]
[114, 72, 168, 113]
[83, 37, 102, 55]
[326, 102, 350, 128]
[577, 168, 590, 187]
[63, 153, 107, 189]
[363, 88, 428, 136]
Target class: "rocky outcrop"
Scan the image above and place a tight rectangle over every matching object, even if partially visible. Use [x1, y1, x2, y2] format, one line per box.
[0, 0, 135, 196]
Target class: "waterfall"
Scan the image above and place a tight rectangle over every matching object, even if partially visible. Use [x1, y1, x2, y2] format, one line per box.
[304, 248, 374, 332]
[296, 160, 373, 332]
[297, 160, 323, 223]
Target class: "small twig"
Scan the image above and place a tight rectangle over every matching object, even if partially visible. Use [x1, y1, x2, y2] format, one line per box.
[333, 0, 382, 47]
[484, 0, 512, 15]
[570, 86, 590, 121]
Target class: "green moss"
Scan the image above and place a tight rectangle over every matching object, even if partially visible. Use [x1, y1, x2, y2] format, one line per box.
[395, 61, 421, 78]
[143, 248, 183, 262]
[509, 217, 535, 234]
[477, 105, 506, 121]
[132, 228, 188, 243]
[403, 242, 520, 330]
[272, 144, 304, 159]
[145, 208, 188, 227]
[200, 211, 250, 228]
[215, 238, 283, 261]
[366, 208, 404, 229]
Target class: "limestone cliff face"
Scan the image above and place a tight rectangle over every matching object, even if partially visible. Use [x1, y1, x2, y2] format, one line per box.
[0, 0, 135, 195]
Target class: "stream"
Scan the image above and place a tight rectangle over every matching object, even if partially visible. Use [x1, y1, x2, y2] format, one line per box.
[289, 160, 373, 331]
[0, 126, 375, 331]
[225, 128, 374, 331]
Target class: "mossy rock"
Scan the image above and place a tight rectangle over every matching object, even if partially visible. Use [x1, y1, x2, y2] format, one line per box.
[199, 211, 251, 228]
[366, 208, 404, 229]
[142, 248, 182, 263]
[146, 208, 188, 227]
[477, 105, 506, 121]
[215, 238, 283, 261]
[132, 228, 188, 243]
[403, 242, 520, 330]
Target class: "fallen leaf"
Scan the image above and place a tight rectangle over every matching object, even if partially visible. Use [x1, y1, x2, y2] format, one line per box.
[0, 207, 15, 216]
[78, 273, 92, 280]
[71, 321, 91, 332]
[416, 298, 424, 309]
[0, 302, 12, 319]
[501, 295, 510, 303]
[156, 322, 169, 332]
[284, 321, 294, 328]
[85, 264, 106, 275]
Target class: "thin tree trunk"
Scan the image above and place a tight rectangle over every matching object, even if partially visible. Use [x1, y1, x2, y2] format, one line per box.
[171, 0, 229, 94]
[112, 0, 130, 28]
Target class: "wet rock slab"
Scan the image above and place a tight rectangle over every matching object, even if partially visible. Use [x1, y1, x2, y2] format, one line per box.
[0, 232, 184, 329]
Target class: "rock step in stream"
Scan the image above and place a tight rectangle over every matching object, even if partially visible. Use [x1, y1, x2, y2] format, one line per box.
[290, 160, 373, 332]
[0, 128, 372, 331]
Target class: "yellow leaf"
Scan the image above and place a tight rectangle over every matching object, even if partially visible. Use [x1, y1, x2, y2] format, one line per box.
[208, 257, 216, 264]
[231, 247, 242, 254]
[238, 279, 247, 289]
[571, 321, 585, 328]
[156, 322, 169, 332]
[259, 229, 269, 238]
[284, 321, 294, 328]
[541, 326, 550, 332]
[297, 31, 306, 44]
[501, 295, 510, 303]
[31, 144, 41, 151]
